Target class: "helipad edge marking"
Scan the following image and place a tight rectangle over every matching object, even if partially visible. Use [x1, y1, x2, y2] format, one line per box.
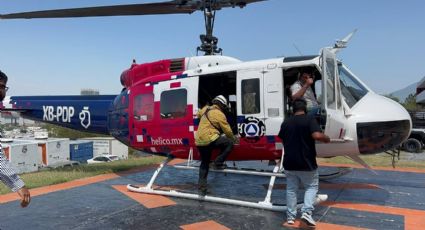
[112, 185, 176, 208]
[321, 201, 425, 230]
[0, 173, 119, 203]
[0, 165, 157, 204]
[180, 220, 231, 230]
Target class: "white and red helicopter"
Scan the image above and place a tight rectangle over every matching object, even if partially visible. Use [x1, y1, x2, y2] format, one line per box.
[0, 0, 411, 211]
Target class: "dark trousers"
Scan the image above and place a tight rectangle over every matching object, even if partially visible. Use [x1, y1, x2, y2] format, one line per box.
[197, 136, 234, 190]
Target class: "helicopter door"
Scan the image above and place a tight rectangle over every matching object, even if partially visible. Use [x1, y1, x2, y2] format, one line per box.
[237, 69, 266, 140]
[130, 84, 155, 149]
[263, 68, 284, 135]
[321, 48, 346, 140]
[153, 77, 198, 146]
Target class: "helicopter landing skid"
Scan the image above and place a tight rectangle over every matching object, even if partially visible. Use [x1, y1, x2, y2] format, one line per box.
[127, 156, 328, 212]
[174, 164, 286, 177]
[172, 148, 353, 180]
[173, 164, 353, 180]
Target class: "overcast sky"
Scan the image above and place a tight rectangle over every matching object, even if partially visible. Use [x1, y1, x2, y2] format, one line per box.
[0, 0, 424, 96]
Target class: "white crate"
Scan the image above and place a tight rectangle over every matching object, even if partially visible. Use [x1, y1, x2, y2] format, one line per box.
[2, 141, 40, 173]
[20, 138, 70, 166]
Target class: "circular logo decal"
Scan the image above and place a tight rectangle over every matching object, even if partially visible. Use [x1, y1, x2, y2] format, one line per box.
[238, 117, 266, 143]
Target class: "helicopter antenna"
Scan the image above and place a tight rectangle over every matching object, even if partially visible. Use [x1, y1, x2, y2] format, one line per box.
[293, 43, 303, 55]
[197, 0, 222, 56]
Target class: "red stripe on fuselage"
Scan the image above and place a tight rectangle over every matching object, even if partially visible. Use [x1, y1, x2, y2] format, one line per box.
[170, 82, 181, 88]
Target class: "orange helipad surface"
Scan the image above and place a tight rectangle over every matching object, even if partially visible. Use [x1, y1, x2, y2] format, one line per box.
[112, 185, 176, 208]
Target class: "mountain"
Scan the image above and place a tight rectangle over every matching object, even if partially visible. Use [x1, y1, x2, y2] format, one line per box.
[389, 82, 417, 102]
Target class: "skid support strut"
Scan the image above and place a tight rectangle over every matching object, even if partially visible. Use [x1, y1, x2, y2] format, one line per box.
[127, 152, 328, 212]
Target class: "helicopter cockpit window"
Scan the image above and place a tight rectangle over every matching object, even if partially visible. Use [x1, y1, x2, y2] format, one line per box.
[113, 89, 129, 110]
[338, 64, 369, 108]
[160, 89, 187, 119]
[242, 79, 260, 114]
[134, 94, 154, 121]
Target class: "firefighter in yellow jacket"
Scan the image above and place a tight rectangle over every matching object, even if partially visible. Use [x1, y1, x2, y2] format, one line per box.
[195, 95, 236, 196]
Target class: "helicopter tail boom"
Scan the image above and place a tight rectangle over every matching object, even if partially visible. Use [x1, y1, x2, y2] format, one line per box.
[1, 95, 117, 135]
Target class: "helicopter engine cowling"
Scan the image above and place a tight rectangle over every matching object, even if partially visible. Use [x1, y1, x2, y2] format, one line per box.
[120, 58, 186, 89]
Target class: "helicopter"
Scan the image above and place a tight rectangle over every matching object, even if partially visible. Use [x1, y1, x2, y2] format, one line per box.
[0, 0, 412, 211]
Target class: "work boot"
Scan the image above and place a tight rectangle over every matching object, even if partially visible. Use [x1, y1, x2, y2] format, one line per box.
[198, 184, 207, 196]
[212, 162, 227, 170]
[198, 187, 207, 196]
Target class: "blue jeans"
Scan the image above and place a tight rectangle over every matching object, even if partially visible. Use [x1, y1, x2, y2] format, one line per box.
[285, 169, 319, 220]
[307, 106, 320, 117]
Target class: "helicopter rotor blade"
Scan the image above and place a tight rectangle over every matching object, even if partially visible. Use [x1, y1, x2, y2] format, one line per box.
[0, 0, 266, 19]
[0, 2, 195, 19]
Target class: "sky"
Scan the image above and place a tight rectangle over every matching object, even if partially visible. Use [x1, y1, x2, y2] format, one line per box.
[0, 0, 424, 96]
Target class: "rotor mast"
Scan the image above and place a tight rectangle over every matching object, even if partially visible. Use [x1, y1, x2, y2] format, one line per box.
[197, 0, 222, 56]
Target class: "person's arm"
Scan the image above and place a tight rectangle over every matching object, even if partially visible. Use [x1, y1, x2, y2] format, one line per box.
[309, 116, 330, 143]
[291, 79, 314, 100]
[215, 111, 235, 141]
[17, 187, 31, 207]
[196, 106, 207, 119]
[0, 152, 31, 207]
[312, 132, 330, 143]
[292, 85, 309, 100]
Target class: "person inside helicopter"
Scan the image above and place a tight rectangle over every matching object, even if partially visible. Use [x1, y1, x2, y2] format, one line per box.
[290, 67, 320, 116]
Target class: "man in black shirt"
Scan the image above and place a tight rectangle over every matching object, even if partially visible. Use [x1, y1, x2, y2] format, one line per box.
[278, 99, 330, 226]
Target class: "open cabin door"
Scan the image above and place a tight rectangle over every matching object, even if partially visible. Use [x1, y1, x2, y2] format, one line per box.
[237, 67, 283, 141]
[237, 69, 265, 142]
[263, 67, 284, 135]
[321, 48, 346, 140]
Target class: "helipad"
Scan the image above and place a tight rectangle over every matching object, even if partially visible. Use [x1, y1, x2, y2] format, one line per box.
[0, 160, 424, 230]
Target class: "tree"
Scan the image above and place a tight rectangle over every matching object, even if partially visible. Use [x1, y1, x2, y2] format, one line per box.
[383, 94, 401, 103]
[403, 93, 417, 111]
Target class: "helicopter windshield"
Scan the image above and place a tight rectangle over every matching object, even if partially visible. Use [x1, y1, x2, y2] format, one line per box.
[338, 64, 369, 108]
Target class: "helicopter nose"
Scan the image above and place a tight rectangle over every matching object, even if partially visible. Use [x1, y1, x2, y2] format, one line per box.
[351, 93, 411, 154]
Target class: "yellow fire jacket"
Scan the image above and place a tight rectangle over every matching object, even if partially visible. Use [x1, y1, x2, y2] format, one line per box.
[195, 105, 235, 146]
